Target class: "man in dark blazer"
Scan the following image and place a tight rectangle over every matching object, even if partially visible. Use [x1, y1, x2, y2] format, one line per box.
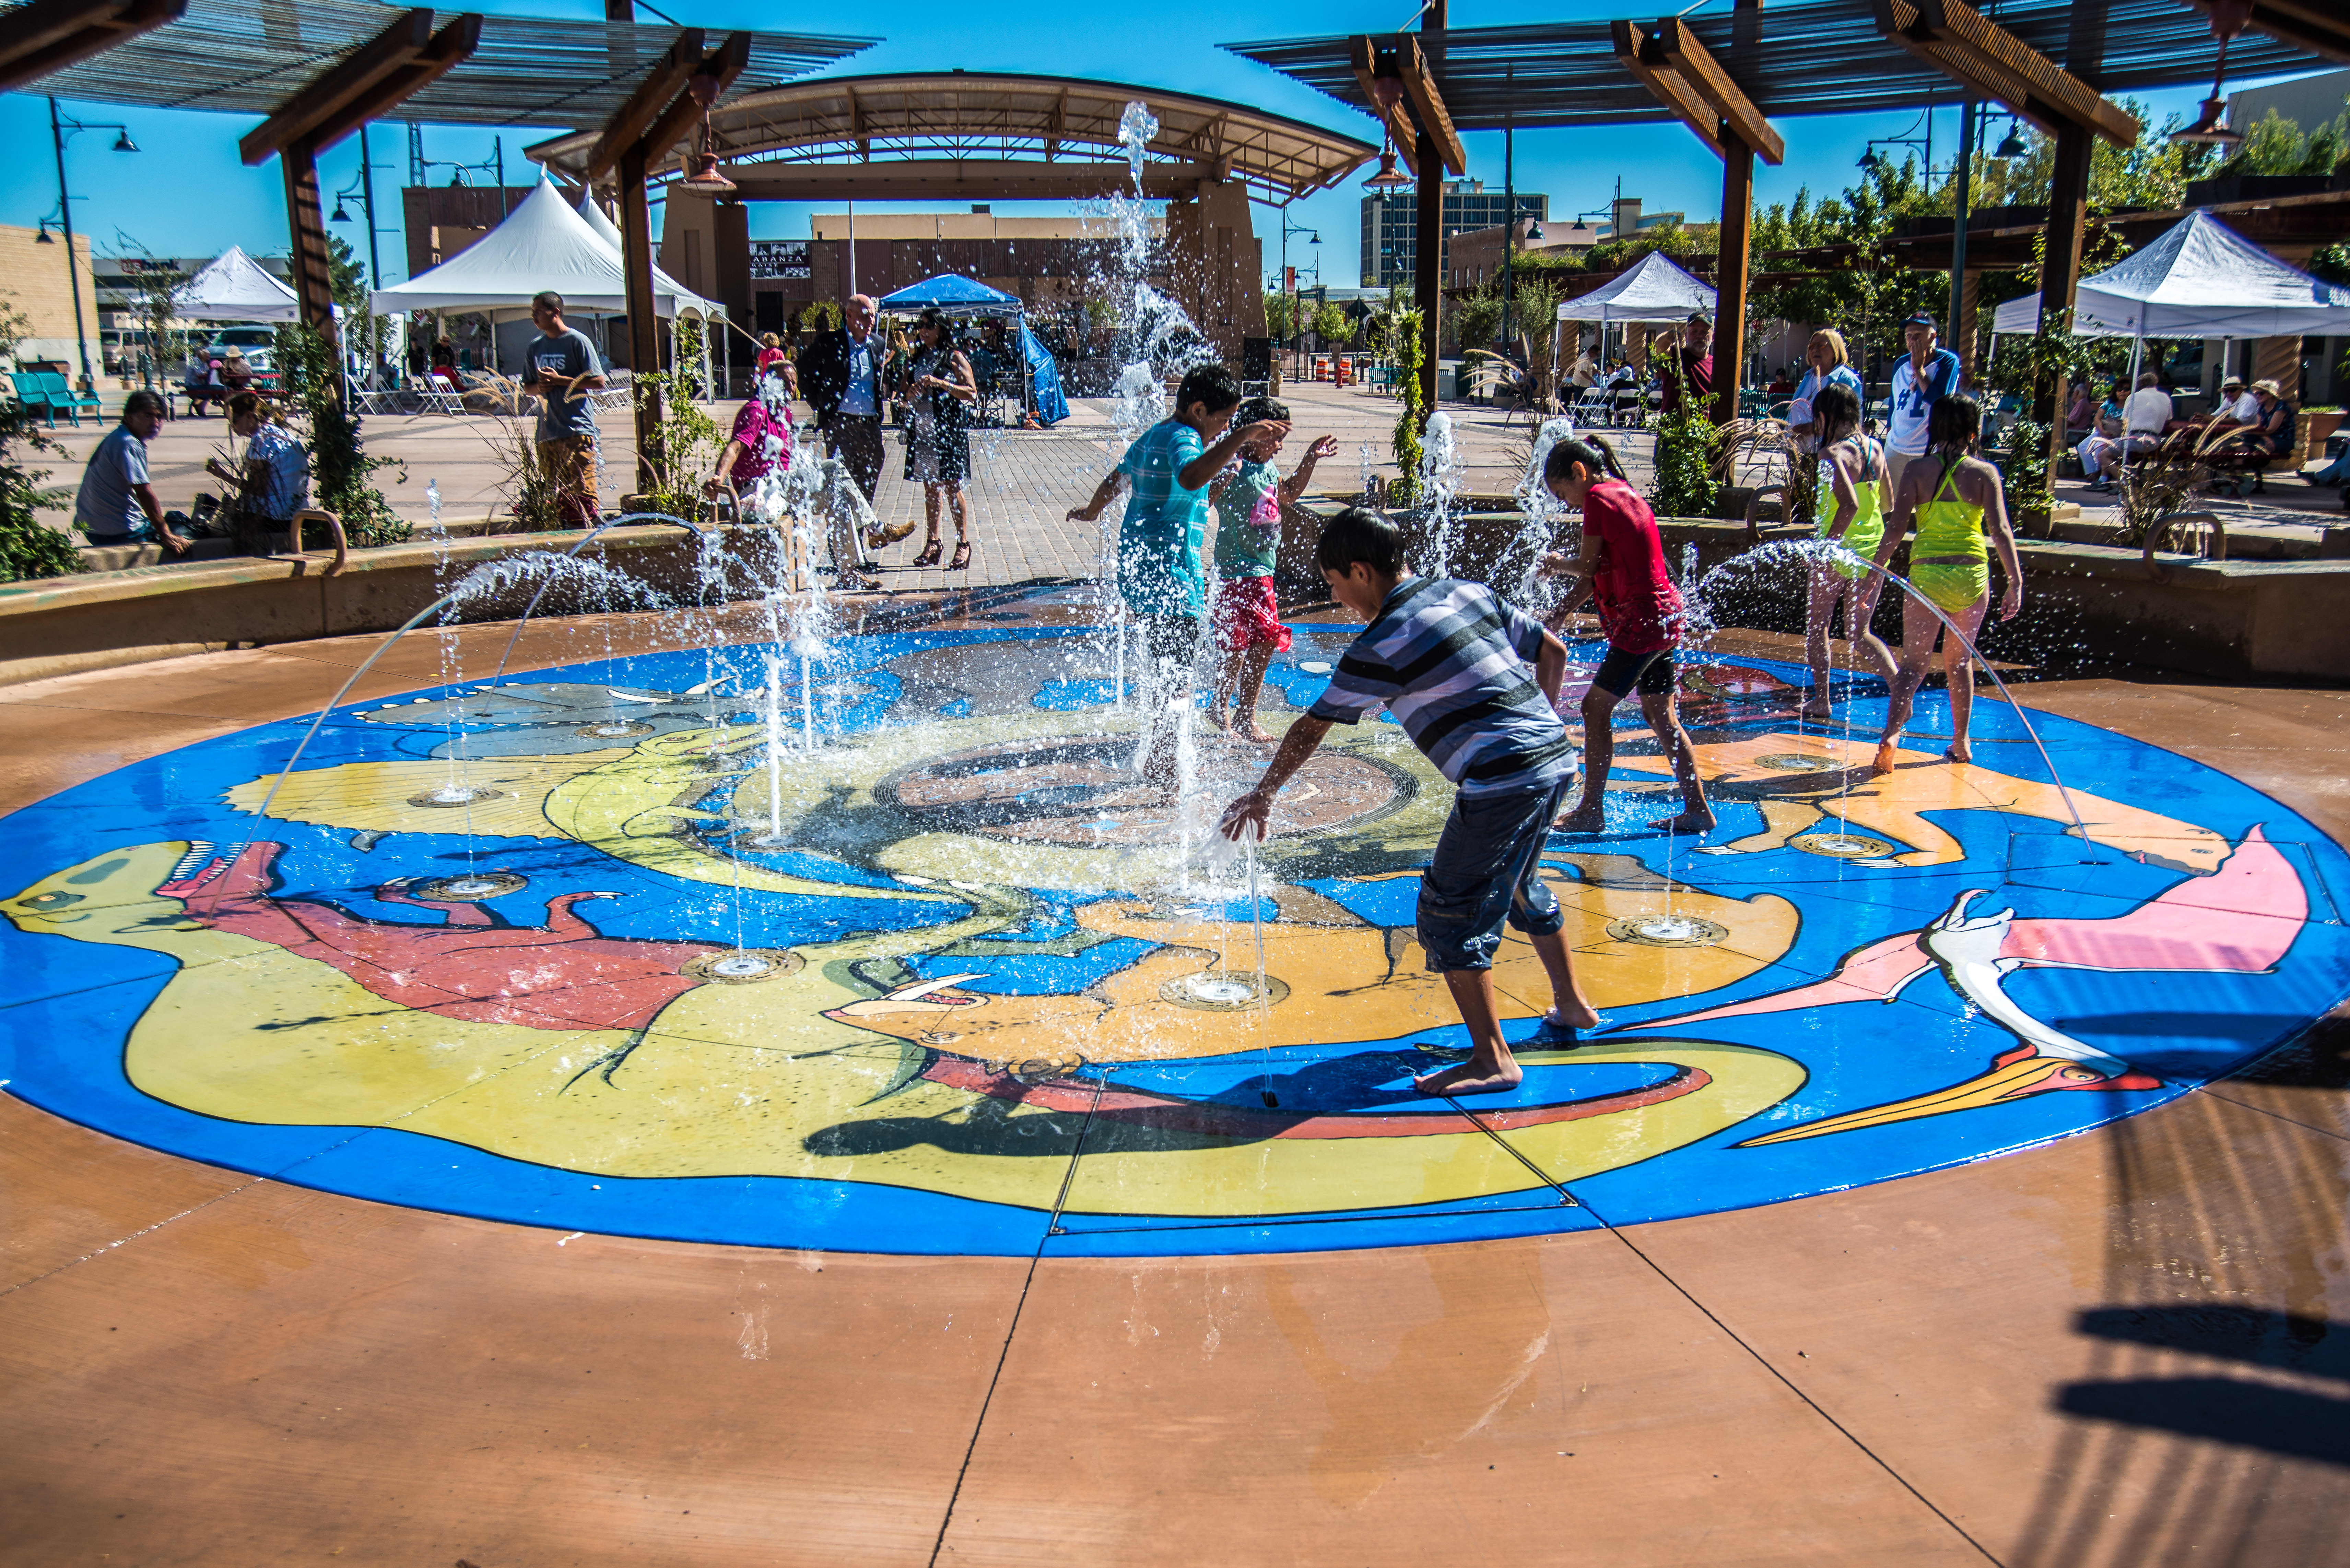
[796, 293, 895, 504]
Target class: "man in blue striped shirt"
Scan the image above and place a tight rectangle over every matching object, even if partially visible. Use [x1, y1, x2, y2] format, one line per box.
[1221, 508, 1599, 1096]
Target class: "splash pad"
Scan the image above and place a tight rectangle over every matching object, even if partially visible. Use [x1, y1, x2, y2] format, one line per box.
[4, 605, 2342, 1260]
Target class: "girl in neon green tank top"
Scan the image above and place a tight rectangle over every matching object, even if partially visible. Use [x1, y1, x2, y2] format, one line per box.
[1859, 391, 2022, 777]
[1801, 382, 1895, 721]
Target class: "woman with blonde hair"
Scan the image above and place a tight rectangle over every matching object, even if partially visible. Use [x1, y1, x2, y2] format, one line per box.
[1786, 328, 1861, 454]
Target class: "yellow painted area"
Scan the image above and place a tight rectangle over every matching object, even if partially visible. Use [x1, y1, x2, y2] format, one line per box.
[1618, 731, 2233, 874]
[3, 843, 1801, 1216]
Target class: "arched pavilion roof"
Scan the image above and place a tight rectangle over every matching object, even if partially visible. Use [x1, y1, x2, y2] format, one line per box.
[524, 70, 1380, 205]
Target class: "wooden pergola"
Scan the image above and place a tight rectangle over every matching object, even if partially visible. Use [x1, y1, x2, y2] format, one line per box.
[2, 0, 871, 449]
[1229, 0, 2338, 445]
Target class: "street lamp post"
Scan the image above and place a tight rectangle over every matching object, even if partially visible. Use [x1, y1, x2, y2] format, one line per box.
[47, 97, 138, 392]
[1278, 211, 1319, 381]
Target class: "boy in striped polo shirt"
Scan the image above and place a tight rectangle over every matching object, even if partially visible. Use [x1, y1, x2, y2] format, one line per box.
[1220, 508, 1599, 1096]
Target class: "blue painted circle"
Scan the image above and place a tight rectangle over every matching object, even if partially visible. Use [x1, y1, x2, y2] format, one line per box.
[1, 627, 2343, 1257]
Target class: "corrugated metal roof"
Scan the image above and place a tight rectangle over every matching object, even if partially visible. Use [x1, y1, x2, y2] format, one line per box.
[15, 0, 873, 129]
[1225, 0, 2329, 132]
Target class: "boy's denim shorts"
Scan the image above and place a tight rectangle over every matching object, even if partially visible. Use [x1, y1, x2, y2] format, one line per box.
[1417, 772, 1576, 973]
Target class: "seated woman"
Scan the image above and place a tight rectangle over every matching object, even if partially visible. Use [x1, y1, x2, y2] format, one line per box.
[185, 356, 228, 418]
[2222, 380, 2296, 497]
[203, 391, 311, 556]
[2076, 379, 2130, 493]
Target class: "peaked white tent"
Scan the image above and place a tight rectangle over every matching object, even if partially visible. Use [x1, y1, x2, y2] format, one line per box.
[1555, 251, 1718, 324]
[1991, 211, 2350, 339]
[172, 245, 299, 323]
[371, 177, 717, 320]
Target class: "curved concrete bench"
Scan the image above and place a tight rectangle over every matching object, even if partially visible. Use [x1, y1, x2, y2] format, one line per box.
[0, 524, 722, 687]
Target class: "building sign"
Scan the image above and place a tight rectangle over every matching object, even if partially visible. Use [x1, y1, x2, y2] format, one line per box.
[749, 241, 811, 281]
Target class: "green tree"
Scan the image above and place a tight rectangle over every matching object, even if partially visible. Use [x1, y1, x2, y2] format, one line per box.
[1263, 292, 1300, 341]
[1384, 302, 1427, 506]
[2216, 103, 2348, 178]
[327, 235, 390, 372]
[1450, 283, 1506, 356]
[1311, 302, 1353, 347]
[0, 292, 82, 581]
[109, 234, 189, 387]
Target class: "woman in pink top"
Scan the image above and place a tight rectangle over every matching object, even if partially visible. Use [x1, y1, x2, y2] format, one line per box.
[706, 367, 795, 506]
[1538, 434, 1715, 837]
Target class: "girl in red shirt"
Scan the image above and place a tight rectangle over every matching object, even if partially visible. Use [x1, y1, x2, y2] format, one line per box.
[1538, 435, 1715, 836]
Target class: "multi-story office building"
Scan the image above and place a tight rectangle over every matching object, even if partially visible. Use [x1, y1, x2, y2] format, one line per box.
[1360, 180, 1548, 288]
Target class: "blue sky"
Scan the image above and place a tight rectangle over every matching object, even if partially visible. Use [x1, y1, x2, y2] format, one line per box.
[0, 0, 2302, 289]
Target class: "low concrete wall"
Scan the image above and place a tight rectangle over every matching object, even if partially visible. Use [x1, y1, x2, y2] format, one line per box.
[0, 525, 721, 687]
[1283, 502, 2350, 683]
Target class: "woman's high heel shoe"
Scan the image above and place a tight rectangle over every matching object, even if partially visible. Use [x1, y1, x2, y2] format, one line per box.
[949, 539, 972, 571]
[912, 536, 943, 568]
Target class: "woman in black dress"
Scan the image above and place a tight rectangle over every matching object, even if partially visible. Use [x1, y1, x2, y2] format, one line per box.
[902, 309, 979, 569]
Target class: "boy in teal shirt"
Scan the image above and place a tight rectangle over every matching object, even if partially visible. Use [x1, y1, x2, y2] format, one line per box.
[1068, 364, 1288, 783]
[1208, 397, 1336, 741]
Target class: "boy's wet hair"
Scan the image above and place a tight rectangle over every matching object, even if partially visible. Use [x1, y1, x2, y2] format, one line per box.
[1236, 395, 1289, 428]
[1929, 391, 1982, 452]
[1315, 507, 1406, 578]
[1176, 363, 1245, 415]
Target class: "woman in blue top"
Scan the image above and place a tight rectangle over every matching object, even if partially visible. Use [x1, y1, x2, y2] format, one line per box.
[1785, 329, 1861, 456]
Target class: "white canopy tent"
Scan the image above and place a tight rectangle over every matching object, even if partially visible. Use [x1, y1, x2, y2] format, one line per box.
[1552, 251, 1719, 384]
[1554, 251, 1719, 325]
[371, 177, 721, 387]
[571, 189, 731, 392]
[171, 245, 299, 323]
[1991, 211, 2350, 341]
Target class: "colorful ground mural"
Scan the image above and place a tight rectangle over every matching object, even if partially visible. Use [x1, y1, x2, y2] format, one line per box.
[3, 622, 2345, 1257]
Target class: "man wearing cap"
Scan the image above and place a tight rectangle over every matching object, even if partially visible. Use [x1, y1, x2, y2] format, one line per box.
[1885, 313, 1963, 493]
[1657, 312, 1713, 418]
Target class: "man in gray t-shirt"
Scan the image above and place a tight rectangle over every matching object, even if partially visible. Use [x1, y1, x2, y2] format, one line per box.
[520, 290, 607, 527]
[74, 390, 189, 555]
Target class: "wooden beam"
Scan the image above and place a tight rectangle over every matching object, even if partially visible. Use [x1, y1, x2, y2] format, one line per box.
[281, 138, 338, 360]
[1875, 0, 2139, 148]
[634, 31, 749, 175]
[1348, 35, 1420, 179]
[1415, 123, 1441, 408]
[1393, 36, 1468, 178]
[1654, 16, 1784, 165]
[1712, 132, 1753, 426]
[0, 0, 183, 98]
[240, 8, 431, 165]
[846, 85, 868, 161]
[618, 142, 661, 492]
[584, 28, 703, 183]
[2192, 1, 2350, 65]
[719, 158, 1225, 203]
[1611, 19, 1724, 161]
[2029, 118, 2095, 521]
[301, 15, 480, 156]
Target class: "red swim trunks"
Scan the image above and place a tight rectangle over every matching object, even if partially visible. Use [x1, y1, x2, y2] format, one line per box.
[1213, 575, 1293, 654]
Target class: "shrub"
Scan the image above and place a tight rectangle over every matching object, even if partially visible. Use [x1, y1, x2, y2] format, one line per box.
[272, 322, 409, 547]
[1651, 409, 1719, 518]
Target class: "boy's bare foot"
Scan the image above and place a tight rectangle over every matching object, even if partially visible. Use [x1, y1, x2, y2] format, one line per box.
[1554, 802, 1605, 833]
[1649, 810, 1716, 834]
[1872, 739, 1899, 776]
[1203, 704, 1230, 735]
[1233, 715, 1277, 744]
[1945, 739, 1972, 764]
[1412, 1056, 1525, 1096]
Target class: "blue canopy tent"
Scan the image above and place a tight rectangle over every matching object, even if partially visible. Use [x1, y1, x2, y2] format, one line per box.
[877, 274, 1070, 427]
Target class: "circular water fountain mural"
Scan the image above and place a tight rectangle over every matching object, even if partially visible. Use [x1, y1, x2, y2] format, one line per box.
[2, 622, 2345, 1257]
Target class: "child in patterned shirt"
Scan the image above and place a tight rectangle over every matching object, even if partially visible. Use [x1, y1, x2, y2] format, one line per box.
[1208, 397, 1336, 742]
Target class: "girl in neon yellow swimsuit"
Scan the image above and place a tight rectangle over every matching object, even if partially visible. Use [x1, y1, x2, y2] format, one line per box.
[1801, 382, 1896, 720]
[1860, 392, 2022, 776]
